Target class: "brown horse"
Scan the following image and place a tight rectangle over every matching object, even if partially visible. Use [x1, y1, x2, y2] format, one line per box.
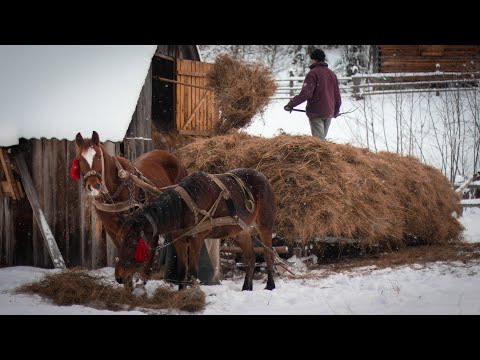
[115, 168, 277, 292]
[74, 131, 188, 277]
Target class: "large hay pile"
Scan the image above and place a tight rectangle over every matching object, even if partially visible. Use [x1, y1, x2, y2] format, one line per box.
[177, 132, 463, 250]
[207, 54, 277, 134]
[15, 269, 205, 313]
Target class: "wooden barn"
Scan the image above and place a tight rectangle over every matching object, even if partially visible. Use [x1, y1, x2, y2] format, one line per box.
[0, 45, 220, 283]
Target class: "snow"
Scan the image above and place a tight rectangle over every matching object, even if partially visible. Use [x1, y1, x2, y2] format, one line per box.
[0, 209, 478, 315]
[0, 45, 156, 147]
[460, 207, 480, 243]
[2, 247, 480, 314]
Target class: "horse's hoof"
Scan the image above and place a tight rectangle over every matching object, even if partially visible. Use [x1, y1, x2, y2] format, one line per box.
[265, 280, 275, 290]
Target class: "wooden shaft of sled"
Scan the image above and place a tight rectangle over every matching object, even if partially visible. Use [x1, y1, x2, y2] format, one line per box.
[14, 153, 66, 269]
[220, 245, 288, 254]
[455, 172, 480, 194]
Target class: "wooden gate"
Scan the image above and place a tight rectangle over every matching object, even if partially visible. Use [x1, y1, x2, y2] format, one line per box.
[176, 59, 218, 135]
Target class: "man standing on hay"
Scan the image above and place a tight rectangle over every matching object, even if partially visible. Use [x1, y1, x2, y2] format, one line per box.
[284, 48, 342, 140]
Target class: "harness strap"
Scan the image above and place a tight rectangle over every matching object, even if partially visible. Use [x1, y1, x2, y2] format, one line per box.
[207, 174, 231, 199]
[92, 199, 141, 213]
[98, 147, 108, 194]
[174, 186, 212, 224]
[226, 172, 255, 213]
[176, 216, 250, 239]
[207, 174, 238, 218]
[144, 212, 158, 237]
[114, 156, 162, 196]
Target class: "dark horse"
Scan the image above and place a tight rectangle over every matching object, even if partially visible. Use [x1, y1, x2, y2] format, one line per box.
[74, 131, 188, 279]
[116, 168, 277, 292]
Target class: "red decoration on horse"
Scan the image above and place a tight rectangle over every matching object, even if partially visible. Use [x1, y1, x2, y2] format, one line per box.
[134, 237, 152, 263]
[70, 158, 81, 180]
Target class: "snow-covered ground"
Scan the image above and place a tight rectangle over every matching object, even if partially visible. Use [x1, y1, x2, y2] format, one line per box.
[1, 206, 478, 315]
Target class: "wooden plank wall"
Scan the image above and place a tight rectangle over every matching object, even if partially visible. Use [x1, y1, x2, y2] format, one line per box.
[0, 139, 120, 269]
[176, 59, 218, 135]
[379, 45, 480, 73]
[125, 64, 154, 162]
[0, 197, 13, 265]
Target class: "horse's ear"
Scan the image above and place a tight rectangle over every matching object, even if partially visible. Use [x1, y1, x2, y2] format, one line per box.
[75, 133, 83, 148]
[92, 131, 100, 146]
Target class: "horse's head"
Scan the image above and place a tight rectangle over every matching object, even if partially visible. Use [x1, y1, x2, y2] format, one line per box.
[74, 131, 105, 197]
[115, 217, 152, 291]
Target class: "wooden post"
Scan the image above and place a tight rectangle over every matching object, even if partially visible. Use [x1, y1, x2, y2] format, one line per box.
[103, 142, 117, 267]
[289, 71, 294, 97]
[13, 152, 66, 269]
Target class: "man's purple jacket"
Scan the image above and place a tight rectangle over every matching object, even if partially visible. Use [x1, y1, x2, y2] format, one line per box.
[286, 61, 342, 119]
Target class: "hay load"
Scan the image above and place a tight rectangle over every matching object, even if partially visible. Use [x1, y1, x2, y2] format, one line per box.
[206, 54, 277, 134]
[177, 132, 463, 250]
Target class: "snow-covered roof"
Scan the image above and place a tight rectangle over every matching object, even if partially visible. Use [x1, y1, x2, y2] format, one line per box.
[0, 45, 156, 147]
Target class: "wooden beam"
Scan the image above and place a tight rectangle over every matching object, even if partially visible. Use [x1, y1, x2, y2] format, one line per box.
[182, 94, 207, 130]
[153, 76, 211, 90]
[0, 148, 21, 200]
[220, 245, 289, 254]
[13, 152, 66, 269]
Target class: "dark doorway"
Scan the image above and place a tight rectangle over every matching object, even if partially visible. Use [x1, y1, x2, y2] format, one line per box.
[152, 56, 175, 131]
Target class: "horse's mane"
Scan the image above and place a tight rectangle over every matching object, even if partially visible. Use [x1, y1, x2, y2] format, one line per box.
[122, 187, 186, 245]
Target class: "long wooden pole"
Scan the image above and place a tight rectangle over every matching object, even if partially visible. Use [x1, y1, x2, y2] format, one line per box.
[153, 76, 211, 91]
[14, 152, 66, 269]
[220, 245, 288, 254]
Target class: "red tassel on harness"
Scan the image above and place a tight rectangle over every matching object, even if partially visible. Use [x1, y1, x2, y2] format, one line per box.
[70, 158, 81, 180]
[134, 237, 152, 263]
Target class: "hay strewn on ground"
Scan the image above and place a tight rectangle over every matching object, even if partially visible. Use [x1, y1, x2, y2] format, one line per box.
[177, 132, 463, 250]
[15, 268, 205, 313]
[207, 54, 277, 134]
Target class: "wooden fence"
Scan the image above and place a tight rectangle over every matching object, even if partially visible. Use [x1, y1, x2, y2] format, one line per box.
[272, 71, 480, 100]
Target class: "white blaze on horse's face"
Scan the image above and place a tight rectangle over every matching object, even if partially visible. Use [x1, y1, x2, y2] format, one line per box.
[82, 147, 100, 197]
[82, 147, 96, 168]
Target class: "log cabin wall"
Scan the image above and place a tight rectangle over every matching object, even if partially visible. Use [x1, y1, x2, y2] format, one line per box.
[378, 45, 480, 73]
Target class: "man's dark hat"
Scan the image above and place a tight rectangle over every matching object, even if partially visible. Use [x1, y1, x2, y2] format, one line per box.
[310, 48, 326, 61]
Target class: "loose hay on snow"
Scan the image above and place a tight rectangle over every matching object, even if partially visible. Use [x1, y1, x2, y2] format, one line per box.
[177, 132, 463, 251]
[15, 268, 205, 313]
[207, 54, 277, 134]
